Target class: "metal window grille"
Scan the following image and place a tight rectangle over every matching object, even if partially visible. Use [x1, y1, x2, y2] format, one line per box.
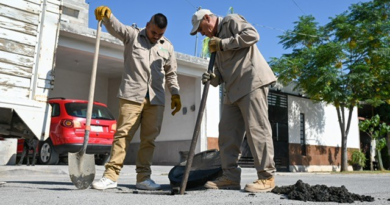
[300, 113, 306, 156]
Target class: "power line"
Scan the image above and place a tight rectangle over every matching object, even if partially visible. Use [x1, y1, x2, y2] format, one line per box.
[184, 0, 197, 10]
[252, 23, 321, 38]
[292, 0, 306, 15]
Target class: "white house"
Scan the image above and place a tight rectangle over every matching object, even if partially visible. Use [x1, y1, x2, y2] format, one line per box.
[53, 0, 360, 171]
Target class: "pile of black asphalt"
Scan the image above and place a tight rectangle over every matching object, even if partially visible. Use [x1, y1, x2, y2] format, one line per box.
[271, 180, 375, 203]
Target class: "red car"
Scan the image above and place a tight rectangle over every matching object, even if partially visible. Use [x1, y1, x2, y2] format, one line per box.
[18, 98, 117, 165]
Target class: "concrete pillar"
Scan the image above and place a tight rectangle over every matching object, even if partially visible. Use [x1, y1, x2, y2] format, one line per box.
[0, 138, 17, 165]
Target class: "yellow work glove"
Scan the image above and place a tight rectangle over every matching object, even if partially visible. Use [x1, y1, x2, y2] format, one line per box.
[202, 72, 216, 85]
[95, 6, 112, 21]
[209, 37, 222, 53]
[171, 95, 182, 116]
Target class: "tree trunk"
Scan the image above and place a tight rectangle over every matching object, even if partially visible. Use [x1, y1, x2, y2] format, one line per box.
[377, 149, 384, 171]
[336, 106, 347, 171]
[341, 131, 348, 171]
[336, 105, 354, 172]
[376, 138, 384, 171]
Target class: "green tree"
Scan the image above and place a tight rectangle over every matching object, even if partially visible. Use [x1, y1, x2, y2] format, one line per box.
[269, 0, 390, 171]
[359, 115, 390, 170]
[201, 37, 210, 58]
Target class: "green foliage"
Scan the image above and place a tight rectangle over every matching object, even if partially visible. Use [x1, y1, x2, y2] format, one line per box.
[350, 150, 367, 166]
[270, 0, 390, 171]
[359, 114, 390, 170]
[201, 37, 210, 58]
[270, 0, 390, 108]
[228, 7, 234, 14]
[359, 114, 390, 151]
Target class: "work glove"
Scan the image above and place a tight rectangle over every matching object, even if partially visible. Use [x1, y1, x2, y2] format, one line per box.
[171, 95, 182, 116]
[95, 6, 112, 21]
[202, 72, 216, 85]
[209, 37, 222, 53]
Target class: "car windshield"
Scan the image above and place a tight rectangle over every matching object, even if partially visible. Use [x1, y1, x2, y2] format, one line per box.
[65, 102, 115, 120]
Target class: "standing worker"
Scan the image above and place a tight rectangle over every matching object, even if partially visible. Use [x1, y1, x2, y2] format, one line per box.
[92, 6, 181, 190]
[190, 9, 277, 192]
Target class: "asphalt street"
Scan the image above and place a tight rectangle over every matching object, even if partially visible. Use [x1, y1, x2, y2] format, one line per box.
[0, 165, 389, 205]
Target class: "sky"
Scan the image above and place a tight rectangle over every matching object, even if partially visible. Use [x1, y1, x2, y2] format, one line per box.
[85, 0, 370, 62]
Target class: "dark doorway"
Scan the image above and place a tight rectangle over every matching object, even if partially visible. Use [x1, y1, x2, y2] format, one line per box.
[239, 92, 290, 171]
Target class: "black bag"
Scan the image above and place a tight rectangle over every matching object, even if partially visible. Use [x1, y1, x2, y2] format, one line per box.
[168, 149, 222, 189]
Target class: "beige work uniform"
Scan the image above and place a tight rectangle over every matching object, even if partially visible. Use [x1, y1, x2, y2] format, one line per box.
[210, 14, 277, 182]
[102, 15, 179, 182]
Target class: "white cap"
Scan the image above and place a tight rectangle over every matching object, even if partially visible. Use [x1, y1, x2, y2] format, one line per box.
[190, 9, 213, 35]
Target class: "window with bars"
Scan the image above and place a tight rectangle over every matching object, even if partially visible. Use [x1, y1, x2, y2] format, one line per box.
[300, 113, 306, 156]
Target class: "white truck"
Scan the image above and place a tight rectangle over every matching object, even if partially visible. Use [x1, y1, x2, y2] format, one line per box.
[0, 0, 62, 141]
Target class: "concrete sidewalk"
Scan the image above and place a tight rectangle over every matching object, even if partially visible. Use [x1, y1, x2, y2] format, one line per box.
[1, 165, 390, 205]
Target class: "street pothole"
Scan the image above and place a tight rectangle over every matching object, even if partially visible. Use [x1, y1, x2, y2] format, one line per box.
[271, 180, 375, 203]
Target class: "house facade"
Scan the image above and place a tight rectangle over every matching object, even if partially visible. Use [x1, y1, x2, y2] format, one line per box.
[55, 0, 359, 171]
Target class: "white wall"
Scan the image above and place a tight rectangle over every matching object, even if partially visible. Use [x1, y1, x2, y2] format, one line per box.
[107, 74, 199, 143]
[49, 68, 108, 104]
[288, 96, 360, 148]
[206, 85, 221, 139]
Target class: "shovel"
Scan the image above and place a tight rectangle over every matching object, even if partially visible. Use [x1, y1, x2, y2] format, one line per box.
[69, 20, 102, 189]
[179, 52, 216, 194]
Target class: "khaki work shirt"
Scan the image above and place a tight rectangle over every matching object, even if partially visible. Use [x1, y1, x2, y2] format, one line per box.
[103, 15, 179, 106]
[210, 15, 276, 104]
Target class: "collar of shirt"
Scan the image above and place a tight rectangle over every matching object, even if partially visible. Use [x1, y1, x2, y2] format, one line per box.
[216, 16, 224, 37]
[139, 28, 165, 45]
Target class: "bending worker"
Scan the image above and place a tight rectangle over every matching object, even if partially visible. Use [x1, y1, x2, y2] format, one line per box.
[92, 6, 181, 190]
[190, 9, 277, 192]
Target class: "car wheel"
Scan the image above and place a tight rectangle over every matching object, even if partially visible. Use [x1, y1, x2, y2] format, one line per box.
[38, 139, 59, 165]
[95, 154, 110, 165]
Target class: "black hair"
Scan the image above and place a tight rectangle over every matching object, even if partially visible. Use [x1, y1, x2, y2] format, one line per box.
[150, 13, 168, 29]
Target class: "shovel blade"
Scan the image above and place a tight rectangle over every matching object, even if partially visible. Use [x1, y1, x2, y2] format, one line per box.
[68, 152, 95, 189]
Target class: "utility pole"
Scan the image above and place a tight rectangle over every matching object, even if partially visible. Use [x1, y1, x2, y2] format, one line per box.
[194, 6, 201, 57]
[194, 34, 198, 57]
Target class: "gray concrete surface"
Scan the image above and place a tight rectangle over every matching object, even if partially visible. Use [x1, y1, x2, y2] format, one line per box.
[0, 165, 389, 205]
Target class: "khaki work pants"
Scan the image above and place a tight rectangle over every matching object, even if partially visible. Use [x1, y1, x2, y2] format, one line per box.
[104, 98, 164, 182]
[219, 86, 276, 183]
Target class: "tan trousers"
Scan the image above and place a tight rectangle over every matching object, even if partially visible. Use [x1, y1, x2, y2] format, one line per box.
[104, 98, 164, 182]
[219, 86, 276, 182]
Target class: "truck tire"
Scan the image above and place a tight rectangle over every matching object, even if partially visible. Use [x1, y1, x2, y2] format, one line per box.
[38, 139, 59, 165]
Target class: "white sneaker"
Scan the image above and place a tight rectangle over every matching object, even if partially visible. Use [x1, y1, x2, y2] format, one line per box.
[136, 179, 161, 190]
[91, 177, 117, 190]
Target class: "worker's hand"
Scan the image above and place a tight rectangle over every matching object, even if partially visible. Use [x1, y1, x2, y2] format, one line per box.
[202, 72, 216, 85]
[209, 37, 222, 53]
[95, 6, 111, 21]
[171, 95, 182, 116]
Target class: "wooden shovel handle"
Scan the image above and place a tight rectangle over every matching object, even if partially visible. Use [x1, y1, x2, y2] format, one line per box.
[81, 20, 102, 154]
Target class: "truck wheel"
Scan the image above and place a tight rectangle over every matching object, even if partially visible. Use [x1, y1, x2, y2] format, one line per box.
[38, 139, 59, 165]
[95, 154, 110, 165]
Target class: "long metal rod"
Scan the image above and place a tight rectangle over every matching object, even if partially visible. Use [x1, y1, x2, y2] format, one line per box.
[81, 20, 102, 154]
[179, 52, 216, 195]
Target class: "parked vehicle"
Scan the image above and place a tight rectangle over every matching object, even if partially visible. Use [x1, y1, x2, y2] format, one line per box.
[0, 0, 62, 141]
[18, 98, 117, 165]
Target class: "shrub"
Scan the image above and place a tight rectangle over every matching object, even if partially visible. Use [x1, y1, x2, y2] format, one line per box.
[350, 150, 367, 167]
